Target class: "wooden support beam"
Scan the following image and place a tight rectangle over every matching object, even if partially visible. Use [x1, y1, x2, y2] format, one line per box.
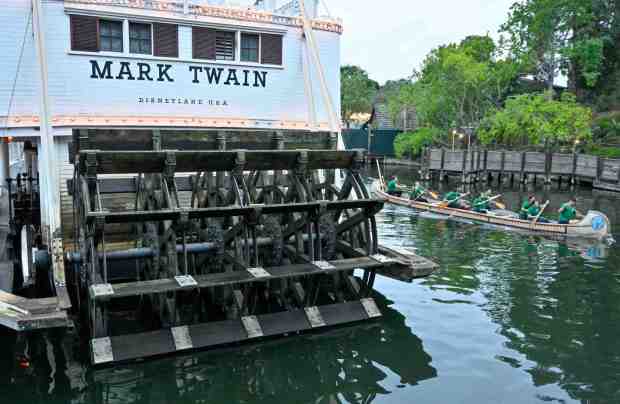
[86, 199, 384, 224]
[91, 299, 378, 364]
[78, 150, 363, 175]
[89, 257, 382, 301]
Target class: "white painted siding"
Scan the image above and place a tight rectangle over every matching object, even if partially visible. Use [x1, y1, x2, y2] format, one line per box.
[0, 0, 342, 128]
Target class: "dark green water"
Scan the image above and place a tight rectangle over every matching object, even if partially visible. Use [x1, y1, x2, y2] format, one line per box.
[1, 168, 620, 403]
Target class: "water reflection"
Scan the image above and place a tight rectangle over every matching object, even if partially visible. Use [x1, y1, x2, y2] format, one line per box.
[0, 292, 436, 404]
[2, 168, 620, 403]
[375, 168, 620, 403]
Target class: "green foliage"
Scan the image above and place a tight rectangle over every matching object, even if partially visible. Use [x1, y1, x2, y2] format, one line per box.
[478, 92, 593, 148]
[388, 36, 520, 133]
[585, 144, 620, 159]
[340, 65, 379, 127]
[501, 0, 619, 107]
[394, 127, 440, 159]
[592, 112, 620, 143]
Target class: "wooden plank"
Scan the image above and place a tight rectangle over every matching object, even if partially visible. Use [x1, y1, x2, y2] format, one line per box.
[576, 155, 598, 178]
[550, 153, 574, 174]
[91, 257, 382, 301]
[600, 158, 620, 182]
[86, 199, 383, 224]
[0, 291, 59, 314]
[97, 300, 374, 364]
[443, 151, 463, 171]
[0, 309, 70, 331]
[485, 151, 503, 171]
[78, 150, 360, 175]
[503, 152, 523, 172]
[524, 152, 546, 173]
[72, 129, 334, 155]
[429, 149, 443, 170]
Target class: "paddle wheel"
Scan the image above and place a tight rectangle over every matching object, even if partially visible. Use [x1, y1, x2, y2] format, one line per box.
[58, 129, 434, 364]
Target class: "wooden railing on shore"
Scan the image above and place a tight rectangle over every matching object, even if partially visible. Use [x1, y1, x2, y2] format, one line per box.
[421, 148, 620, 191]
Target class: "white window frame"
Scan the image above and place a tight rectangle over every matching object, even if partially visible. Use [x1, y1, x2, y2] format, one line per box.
[98, 18, 125, 53]
[128, 21, 154, 56]
[239, 31, 261, 64]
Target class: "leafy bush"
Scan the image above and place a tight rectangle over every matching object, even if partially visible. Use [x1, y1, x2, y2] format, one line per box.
[592, 112, 620, 143]
[394, 127, 440, 159]
[585, 145, 620, 159]
[478, 92, 593, 149]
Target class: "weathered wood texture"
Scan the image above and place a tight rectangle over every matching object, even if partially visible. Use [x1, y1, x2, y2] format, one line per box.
[600, 158, 620, 182]
[503, 152, 523, 172]
[424, 149, 620, 191]
[550, 154, 574, 175]
[429, 149, 443, 170]
[576, 155, 598, 178]
[71, 129, 334, 156]
[485, 151, 503, 171]
[524, 152, 546, 173]
[77, 149, 359, 174]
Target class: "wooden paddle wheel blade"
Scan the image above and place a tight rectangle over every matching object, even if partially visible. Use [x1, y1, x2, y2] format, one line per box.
[91, 299, 381, 365]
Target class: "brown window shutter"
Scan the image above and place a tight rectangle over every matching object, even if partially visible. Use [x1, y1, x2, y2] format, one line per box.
[261, 34, 283, 65]
[153, 23, 178, 57]
[192, 27, 216, 60]
[70, 15, 99, 52]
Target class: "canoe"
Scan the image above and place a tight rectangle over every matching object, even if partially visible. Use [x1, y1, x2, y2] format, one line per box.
[373, 181, 612, 240]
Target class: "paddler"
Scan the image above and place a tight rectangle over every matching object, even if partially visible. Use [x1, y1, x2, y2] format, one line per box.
[527, 199, 549, 223]
[558, 197, 582, 224]
[410, 181, 428, 202]
[519, 195, 535, 220]
[443, 190, 469, 209]
[386, 175, 403, 197]
[472, 191, 491, 213]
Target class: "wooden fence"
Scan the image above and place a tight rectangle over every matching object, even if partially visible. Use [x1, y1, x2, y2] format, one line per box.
[423, 148, 620, 191]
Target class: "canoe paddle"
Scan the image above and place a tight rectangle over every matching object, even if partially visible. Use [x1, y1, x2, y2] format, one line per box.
[472, 194, 504, 209]
[403, 186, 439, 200]
[494, 200, 507, 210]
[375, 160, 386, 191]
[438, 192, 470, 208]
[532, 200, 550, 224]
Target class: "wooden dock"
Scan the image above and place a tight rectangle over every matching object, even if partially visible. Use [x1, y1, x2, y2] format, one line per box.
[0, 192, 71, 331]
[422, 148, 620, 191]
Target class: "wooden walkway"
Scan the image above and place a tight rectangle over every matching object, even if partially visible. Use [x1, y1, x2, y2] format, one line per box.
[0, 192, 71, 331]
[421, 149, 620, 192]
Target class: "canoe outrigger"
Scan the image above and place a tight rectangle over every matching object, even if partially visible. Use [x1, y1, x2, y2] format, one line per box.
[372, 169, 611, 240]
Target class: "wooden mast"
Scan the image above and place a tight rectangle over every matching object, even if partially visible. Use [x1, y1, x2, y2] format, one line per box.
[32, 0, 60, 244]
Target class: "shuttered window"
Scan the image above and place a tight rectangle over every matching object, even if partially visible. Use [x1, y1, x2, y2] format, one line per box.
[240, 33, 259, 63]
[99, 19, 123, 52]
[70, 15, 99, 52]
[261, 34, 283, 65]
[192, 27, 216, 60]
[129, 22, 152, 55]
[153, 23, 178, 58]
[215, 30, 236, 61]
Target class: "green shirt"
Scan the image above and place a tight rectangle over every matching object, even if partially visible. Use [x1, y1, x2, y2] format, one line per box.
[473, 196, 488, 212]
[444, 191, 460, 208]
[445, 191, 459, 201]
[520, 200, 531, 219]
[411, 185, 425, 200]
[528, 205, 540, 217]
[559, 203, 576, 222]
[387, 179, 397, 192]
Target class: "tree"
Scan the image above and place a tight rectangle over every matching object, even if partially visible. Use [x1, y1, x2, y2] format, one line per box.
[388, 36, 520, 138]
[478, 92, 593, 149]
[393, 127, 440, 159]
[340, 65, 379, 128]
[501, 0, 619, 108]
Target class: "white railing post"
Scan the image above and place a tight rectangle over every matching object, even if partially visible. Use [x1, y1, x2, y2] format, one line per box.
[32, 0, 60, 244]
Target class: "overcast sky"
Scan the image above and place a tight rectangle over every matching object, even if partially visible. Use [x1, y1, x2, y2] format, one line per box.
[326, 0, 517, 84]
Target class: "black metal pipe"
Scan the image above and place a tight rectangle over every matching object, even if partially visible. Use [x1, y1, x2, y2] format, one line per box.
[66, 239, 278, 263]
